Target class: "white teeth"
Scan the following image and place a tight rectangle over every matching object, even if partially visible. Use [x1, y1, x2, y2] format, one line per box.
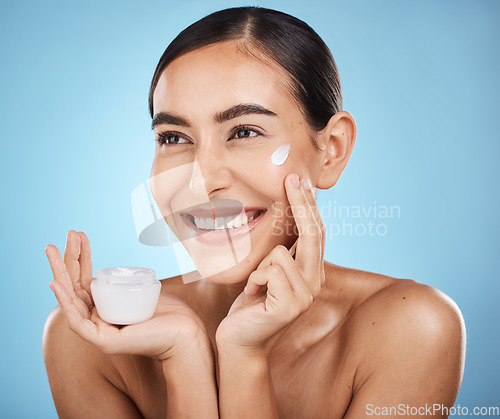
[214, 217, 225, 228]
[205, 217, 215, 230]
[233, 215, 242, 228]
[214, 222, 225, 230]
[191, 212, 259, 231]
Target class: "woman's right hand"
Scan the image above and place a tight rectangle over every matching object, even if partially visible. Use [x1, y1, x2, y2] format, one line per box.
[45, 230, 211, 362]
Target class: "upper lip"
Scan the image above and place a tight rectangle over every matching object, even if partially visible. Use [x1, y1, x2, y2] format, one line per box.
[179, 200, 265, 219]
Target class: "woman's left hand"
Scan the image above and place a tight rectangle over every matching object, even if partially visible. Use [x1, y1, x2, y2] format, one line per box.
[216, 174, 325, 356]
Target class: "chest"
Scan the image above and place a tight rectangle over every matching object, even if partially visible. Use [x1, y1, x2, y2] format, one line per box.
[115, 343, 354, 419]
[113, 313, 356, 418]
[269, 334, 355, 418]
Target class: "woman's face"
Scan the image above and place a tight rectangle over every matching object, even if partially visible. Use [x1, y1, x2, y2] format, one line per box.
[150, 41, 323, 283]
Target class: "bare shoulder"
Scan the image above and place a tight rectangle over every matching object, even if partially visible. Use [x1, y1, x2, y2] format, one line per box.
[343, 268, 466, 347]
[43, 306, 119, 395]
[43, 306, 144, 418]
[325, 263, 465, 339]
[326, 264, 466, 412]
[43, 305, 102, 368]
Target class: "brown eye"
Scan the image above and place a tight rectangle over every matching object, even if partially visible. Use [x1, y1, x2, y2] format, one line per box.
[230, 127, 261, 140]
[237, 129, 257, 138]
[156, 132, 190, 146]
[165, 134, 185, 144]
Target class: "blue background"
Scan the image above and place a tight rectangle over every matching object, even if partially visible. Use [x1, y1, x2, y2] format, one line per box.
[1, 0, 498, 417]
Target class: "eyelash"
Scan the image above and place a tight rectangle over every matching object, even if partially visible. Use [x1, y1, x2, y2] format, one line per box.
[155, 125, 264, 147]
[156, 131, 189, 147]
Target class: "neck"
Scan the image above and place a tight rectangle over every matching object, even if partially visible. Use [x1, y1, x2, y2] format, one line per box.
[190, 278, 246, 345]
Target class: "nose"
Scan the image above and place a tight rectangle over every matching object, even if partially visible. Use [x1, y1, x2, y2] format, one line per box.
[189, 144, 232, 200]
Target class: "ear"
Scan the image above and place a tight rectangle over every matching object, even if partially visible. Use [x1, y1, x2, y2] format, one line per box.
[316, 111, 356, 189]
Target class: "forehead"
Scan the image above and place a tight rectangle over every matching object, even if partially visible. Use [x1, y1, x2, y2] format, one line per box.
[152, 41, 296, 118]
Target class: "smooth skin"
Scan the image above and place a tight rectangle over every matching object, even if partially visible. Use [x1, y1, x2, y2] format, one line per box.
[43, 41, 465, 418]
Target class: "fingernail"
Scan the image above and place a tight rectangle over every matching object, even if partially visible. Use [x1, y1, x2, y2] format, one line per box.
[290, 174, 300, 188]
[302, 178, 312, 191]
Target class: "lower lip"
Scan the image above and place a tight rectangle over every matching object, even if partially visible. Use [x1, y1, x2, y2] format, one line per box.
[180, 210, 266, 245]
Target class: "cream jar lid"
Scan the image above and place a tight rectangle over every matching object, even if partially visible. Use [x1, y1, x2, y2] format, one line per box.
[95, 267, 156, 286]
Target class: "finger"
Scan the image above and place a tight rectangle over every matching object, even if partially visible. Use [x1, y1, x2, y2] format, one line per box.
[49, 280, 108, 348]
[63, 231, 93, 307]
[63, 231, 93, 308]
[288, 239, 298, 259]
[300, 178, 326, 288]
[78, 231, 93, 299]
[246, 264, 309, 321]
[257, 245, 313, 299]
[63, 231, 82, 291]
[284, 174, 322, 277]
[244, 264, 292, 302]
[46, 244, 90, 316]
[46, 244, 77, 301]
[300, 178, 325, 245]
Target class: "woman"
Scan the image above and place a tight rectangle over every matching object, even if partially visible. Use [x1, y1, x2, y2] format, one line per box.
[43, 7, 465, 418]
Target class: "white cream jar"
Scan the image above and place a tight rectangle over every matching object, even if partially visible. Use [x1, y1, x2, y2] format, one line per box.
[91, 267, 161, 325]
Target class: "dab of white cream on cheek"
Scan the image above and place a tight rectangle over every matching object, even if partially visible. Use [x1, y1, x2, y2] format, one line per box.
[271, 144, 291, 166]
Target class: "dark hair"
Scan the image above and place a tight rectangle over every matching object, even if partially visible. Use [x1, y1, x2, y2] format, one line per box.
[148, 6, 342, 134]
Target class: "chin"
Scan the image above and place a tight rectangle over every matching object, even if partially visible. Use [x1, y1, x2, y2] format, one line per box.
[190, 233, 296, 285]
[201, 260, 255, 285]
[189, 243, 265, 284]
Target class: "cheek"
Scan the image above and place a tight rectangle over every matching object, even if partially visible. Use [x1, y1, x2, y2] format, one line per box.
[233, 141, 315, 203]
[255, 165, 288, 200]
[150, 159, 203, 219]
[268, 146, 313, 190]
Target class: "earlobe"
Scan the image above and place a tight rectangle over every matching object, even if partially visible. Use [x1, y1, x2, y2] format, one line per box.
[316, 111, 357, 189]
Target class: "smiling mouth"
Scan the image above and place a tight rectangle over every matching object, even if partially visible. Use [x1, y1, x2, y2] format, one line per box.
[182, 208, 266, 232]
[171, 199, 268, 245]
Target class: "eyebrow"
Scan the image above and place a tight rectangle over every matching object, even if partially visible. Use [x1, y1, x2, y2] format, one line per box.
[214, 103, 277, 124]
[151, 103, 277, 129]
[151, 113, 190, 129]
